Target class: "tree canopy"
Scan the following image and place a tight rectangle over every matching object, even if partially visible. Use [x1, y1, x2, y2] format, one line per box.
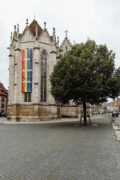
[50, 40, 119, 124]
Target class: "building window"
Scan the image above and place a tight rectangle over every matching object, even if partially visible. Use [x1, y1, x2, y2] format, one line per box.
[41, 51, 47, 102]
[2, 97, 4, 102]
[1, 103, 4, 108]
[66, 46, 67, 50]
[24, 93, 31, 102]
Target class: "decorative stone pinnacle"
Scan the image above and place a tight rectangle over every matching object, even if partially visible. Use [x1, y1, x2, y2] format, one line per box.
[53, 27, 55, 34]
[17, 24, 19, 29]
[44, 22, 46, 29]
[57, 37, 59, 43]
[10, 32, 13, 43]
[11, 32, 12, 39]
[17, 24, 19, 34]
[14, 25, 16, 32]
[26, 19, 29, 26]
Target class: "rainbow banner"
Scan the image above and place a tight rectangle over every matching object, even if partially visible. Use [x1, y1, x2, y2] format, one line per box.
[22, 49, 32, 92]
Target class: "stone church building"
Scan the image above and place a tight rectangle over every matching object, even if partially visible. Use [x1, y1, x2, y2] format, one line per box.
[8, 19, 81, 121]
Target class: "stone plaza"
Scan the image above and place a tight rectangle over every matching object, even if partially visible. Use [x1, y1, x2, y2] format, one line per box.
[0, 114, 120, 179]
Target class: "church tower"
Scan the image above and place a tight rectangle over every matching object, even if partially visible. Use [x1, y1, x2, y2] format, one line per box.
[8, 19, 73, 121]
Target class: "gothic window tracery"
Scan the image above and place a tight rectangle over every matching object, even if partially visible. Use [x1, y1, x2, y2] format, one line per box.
[24, 93, 31, 102]
[41, 51, 47, 102]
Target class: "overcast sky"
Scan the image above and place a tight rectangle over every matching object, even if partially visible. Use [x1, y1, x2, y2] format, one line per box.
[0, 0, 120, 88]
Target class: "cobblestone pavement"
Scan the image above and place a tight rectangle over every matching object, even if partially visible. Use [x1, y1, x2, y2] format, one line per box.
[0, 114, 120, 180]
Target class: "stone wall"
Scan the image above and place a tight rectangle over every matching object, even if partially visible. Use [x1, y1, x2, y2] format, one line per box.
[61, 105, 82, 117]
[7, 104, 58, 121]
[7, 103, 84, 121]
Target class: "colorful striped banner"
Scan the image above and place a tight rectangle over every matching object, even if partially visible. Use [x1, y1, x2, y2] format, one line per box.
[22, 49, 32, 92]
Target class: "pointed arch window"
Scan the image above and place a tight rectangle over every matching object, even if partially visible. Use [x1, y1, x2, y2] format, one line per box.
[41, 51, 47, 102]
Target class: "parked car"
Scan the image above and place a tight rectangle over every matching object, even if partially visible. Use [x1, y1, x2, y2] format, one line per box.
[112, 111, 119, 117]
[0, 112, 7, 117]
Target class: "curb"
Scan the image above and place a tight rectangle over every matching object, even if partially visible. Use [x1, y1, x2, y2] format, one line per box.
[0, 115, 104, 125]
[112, 120, 120, 141]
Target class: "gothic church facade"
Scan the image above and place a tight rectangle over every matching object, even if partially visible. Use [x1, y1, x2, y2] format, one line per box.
[8, 19, 81, 121]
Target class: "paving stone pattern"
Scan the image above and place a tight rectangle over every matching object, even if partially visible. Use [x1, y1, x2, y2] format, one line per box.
[0, 115, 120, 180]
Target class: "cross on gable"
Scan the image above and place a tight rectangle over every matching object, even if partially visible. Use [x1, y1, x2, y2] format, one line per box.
[65, 30, 68, 37]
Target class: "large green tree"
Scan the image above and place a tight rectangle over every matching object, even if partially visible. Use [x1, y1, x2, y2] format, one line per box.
[50, 40, 119, 124]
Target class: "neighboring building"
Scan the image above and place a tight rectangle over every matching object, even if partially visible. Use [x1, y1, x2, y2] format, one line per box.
[0, 83, 8, 114]
[91, 102, 107, 114]
[117, 98, 120, 112]
[107, 101, 119, 112]
[8, 19, 82, 121]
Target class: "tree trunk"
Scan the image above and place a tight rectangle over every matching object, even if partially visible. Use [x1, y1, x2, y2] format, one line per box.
[83, 100, 87, 125]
